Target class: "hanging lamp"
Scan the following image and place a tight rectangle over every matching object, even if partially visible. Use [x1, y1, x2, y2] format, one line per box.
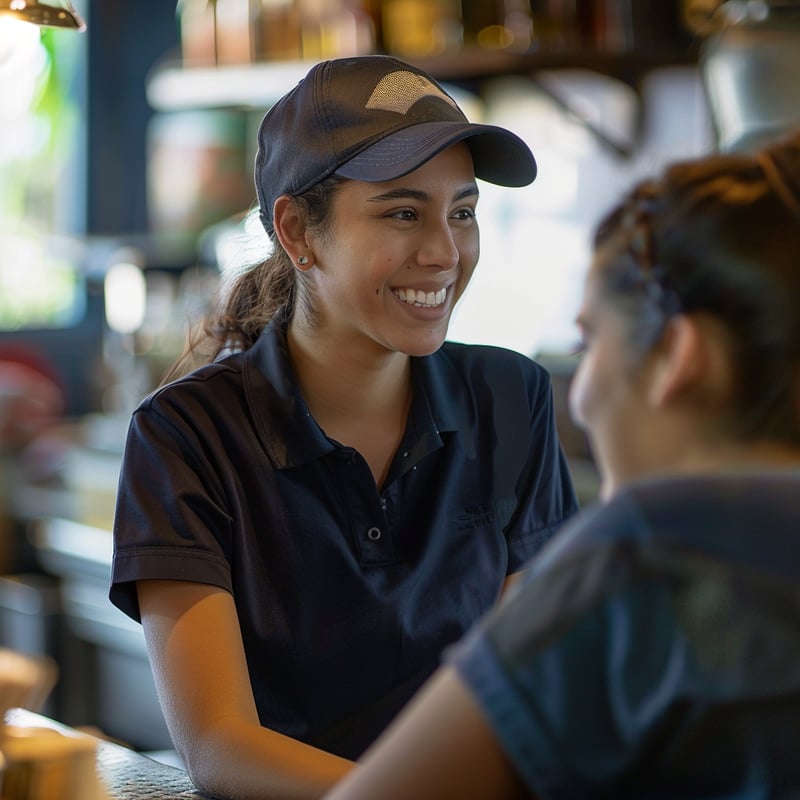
[0, 0, 86, 31]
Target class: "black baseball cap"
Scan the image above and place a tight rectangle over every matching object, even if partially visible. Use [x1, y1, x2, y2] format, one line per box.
[255, 55, 538, 233]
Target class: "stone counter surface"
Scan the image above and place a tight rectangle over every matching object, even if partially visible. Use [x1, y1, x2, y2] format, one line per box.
[5, 708, 207, 800]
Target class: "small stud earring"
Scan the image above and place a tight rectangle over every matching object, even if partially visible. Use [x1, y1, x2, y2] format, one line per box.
[297, 255, 309, 266]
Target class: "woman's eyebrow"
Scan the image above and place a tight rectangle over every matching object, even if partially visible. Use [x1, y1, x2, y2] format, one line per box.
[367, 188, 429, 203]
[455, 184, 480, 201]
[366, 184, 480, 204]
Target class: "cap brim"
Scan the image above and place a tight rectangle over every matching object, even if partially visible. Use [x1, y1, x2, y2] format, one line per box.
[335, 121, 537, 187]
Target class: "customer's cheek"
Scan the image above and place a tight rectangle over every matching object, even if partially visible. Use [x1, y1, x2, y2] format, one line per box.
[567, 360, 595, 431]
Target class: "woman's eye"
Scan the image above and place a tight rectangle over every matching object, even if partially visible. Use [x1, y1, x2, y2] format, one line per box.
[452, 207, 476, 221]
[390, 209, 417, 221]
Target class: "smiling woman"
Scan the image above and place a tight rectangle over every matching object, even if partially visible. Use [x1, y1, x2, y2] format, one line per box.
[108, 54, 579, 800]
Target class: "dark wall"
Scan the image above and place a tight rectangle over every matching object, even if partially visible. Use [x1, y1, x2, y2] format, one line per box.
[86, 0, 179, 235]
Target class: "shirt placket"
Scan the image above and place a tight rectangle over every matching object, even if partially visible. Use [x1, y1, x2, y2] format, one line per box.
[333, 446, 396, 565]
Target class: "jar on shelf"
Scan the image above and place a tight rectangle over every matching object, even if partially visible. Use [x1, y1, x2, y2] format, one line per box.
[699, 0, 800, 151]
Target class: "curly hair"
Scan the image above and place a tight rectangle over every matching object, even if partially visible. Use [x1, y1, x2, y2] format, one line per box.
[592, 131, 800, 445]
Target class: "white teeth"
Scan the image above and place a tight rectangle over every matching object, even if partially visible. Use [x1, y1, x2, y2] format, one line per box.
[394, 287, 447, 308]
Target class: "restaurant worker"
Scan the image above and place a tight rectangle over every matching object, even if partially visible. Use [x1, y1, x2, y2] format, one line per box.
[324, 131, 800, 800]
[109, 55, 578, 800]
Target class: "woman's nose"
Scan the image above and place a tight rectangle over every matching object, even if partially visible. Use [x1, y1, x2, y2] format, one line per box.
[417, 217, 462, 269]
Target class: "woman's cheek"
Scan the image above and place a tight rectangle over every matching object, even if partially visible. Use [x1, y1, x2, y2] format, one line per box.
[459, 239, 480, 290]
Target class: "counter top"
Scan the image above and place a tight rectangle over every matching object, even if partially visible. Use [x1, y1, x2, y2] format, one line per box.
[5, 709, 206, 799]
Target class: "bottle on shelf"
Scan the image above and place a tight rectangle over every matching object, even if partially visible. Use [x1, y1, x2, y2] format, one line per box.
[381, 0, 462, 58]
[461, 1, 533, 52]
[177, 0, 217, 66]
[297, 0, 375, 61]
[214, 0, 256, 64]
[258, 0, 303, 60]
[529, 0, 583, 51]
[589, 1, 692, 53]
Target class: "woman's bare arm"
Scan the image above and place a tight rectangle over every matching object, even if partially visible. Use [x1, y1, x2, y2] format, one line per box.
[138, 580, 353, 800]
[323, 665, 530, 800]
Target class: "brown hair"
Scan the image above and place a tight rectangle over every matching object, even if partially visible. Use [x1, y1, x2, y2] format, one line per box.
[592, 130, 800, 445]
[162, 174, 348, 383]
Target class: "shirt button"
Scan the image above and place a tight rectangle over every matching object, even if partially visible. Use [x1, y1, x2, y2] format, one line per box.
[366, 527, 382, 541]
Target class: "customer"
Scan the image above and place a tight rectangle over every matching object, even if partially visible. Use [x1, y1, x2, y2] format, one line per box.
[109, 55, 578, 800]
[324, 132, 800, 800]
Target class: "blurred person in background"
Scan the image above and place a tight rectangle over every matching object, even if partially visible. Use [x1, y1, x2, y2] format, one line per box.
[0, 355, 64, 573]
[324, 130, 800, 800]
[109, 55, 578, 800]
[0, 359, 63, 452]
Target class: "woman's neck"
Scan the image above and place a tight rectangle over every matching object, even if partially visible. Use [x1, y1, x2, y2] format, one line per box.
[601, 438, 800, 501]
[287, 322, 411, 419]
[286, 319, 414, 488]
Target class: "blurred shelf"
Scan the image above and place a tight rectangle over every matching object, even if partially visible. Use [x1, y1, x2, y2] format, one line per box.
[147, 59, 314, 111]
[404, 46, 699, 84]
[146, 46, 699, 111]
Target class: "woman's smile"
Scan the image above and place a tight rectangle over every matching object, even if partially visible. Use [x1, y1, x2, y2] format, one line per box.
[392, 286, 449, 308]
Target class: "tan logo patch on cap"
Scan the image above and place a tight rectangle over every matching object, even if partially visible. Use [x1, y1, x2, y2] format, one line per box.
[365, 71, 459, 115]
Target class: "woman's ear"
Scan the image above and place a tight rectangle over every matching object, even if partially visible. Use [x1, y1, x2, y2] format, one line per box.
[647, 315, 707, 409]
[272, 195, 314, 269]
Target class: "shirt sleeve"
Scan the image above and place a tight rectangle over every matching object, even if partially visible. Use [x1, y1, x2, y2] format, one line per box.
[446, 533, 690, 797]
[109, 396, 234, 622]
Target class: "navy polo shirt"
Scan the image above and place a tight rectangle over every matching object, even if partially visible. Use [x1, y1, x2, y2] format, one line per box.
[449, 472, 800, 796]
[110, 308, 578, 758]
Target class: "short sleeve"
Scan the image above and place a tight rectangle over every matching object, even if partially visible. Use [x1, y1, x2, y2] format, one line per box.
[109, 398, 234, 622]
[447, 543, 690, 797]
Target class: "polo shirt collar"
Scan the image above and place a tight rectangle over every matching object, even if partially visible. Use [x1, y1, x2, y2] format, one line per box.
[241, 306, 471, 469]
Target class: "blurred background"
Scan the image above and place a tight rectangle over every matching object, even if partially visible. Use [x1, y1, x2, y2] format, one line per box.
[0, 0, 799, 763]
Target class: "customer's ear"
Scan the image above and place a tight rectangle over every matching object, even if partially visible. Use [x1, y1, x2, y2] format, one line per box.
[647, 315, 706, 409]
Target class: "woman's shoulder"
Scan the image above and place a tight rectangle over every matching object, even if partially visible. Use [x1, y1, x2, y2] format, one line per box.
[487, 472, 800, 664]
[440, 339, 539, 363]
[424, 342, 556, 427]
[438, 340, 551, 383]
[529, 471, 800, 585]
[135, 355, 247, 419]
